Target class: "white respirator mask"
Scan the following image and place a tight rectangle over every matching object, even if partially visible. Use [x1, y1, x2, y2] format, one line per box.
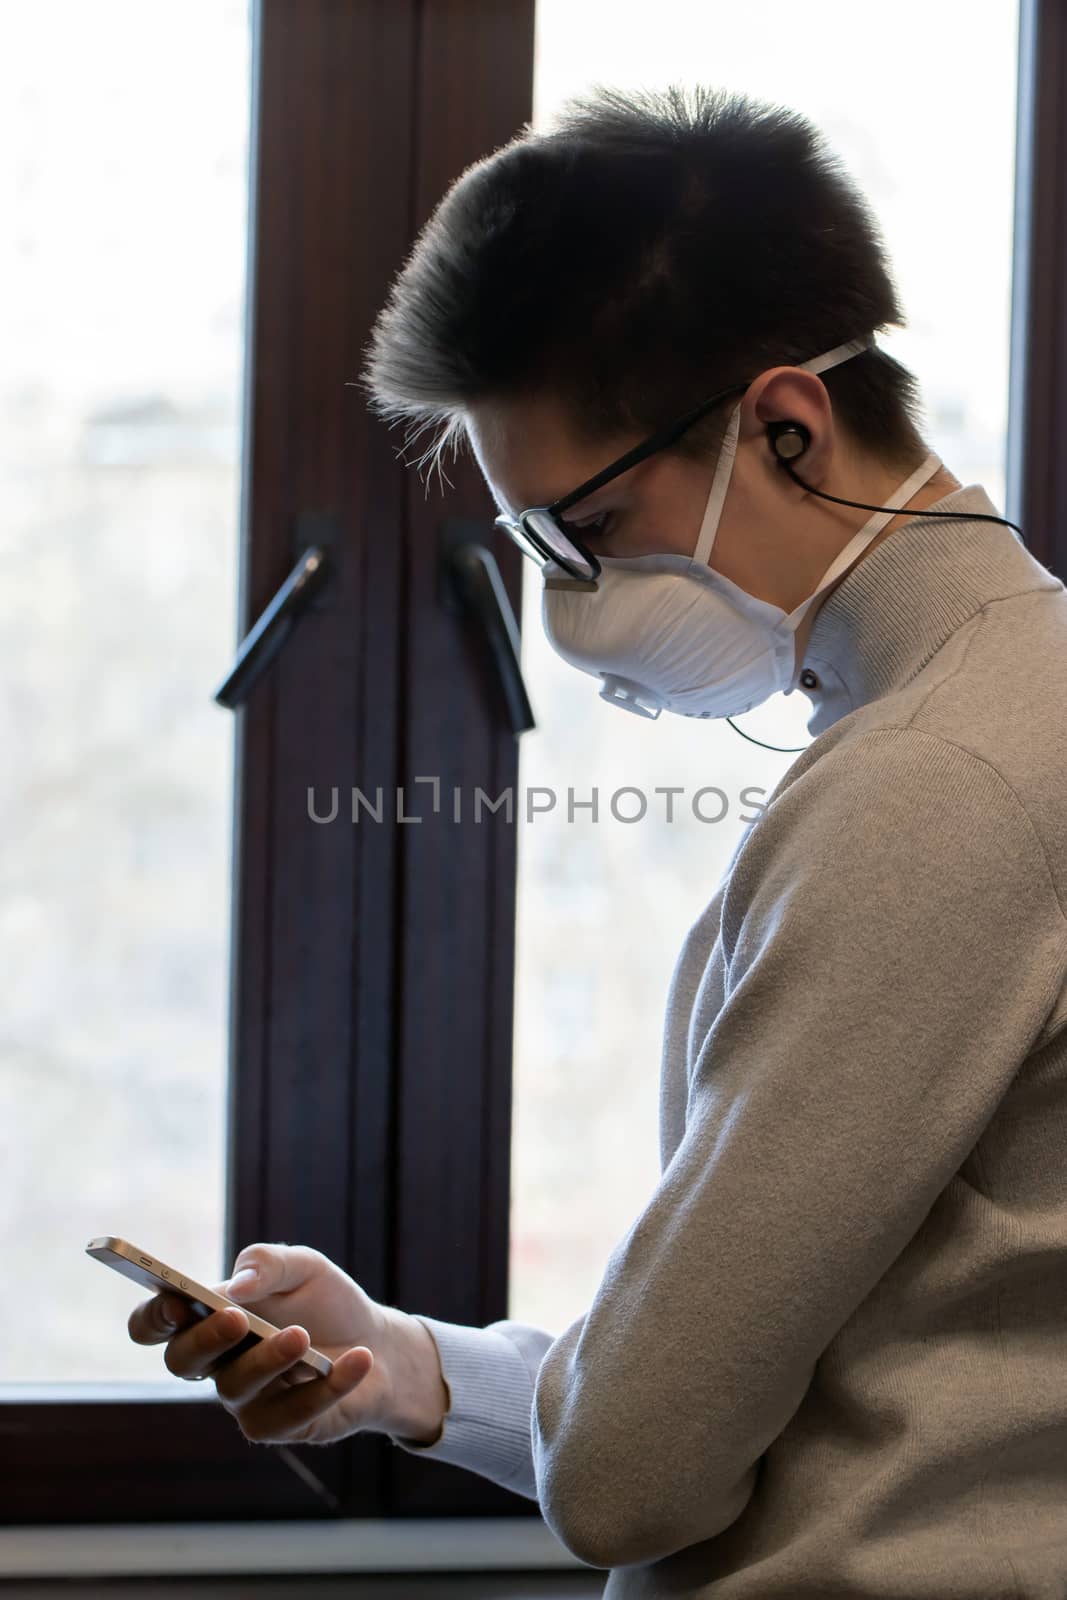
[541, 335, 943, 720]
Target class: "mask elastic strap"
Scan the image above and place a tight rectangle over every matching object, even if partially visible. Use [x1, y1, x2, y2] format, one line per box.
[801, 332, 875, 375]
[690, 404, 742, 569]
[783, 450, 943, 627]
[690, 334, 877, 572]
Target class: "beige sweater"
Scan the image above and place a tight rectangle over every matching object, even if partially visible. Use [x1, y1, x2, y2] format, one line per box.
[391, 484, 1067, 1598]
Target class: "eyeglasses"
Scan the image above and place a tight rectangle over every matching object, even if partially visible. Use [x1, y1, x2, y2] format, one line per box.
[492, 377, 751, 581]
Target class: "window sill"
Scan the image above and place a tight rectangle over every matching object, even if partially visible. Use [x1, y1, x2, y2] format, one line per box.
[0, 1518, 593, 1581]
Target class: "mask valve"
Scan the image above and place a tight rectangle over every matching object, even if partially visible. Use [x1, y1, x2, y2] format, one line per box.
[598, 673, 663, 719]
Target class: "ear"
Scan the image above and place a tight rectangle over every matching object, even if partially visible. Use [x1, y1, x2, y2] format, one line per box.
[739, 366, 837, 479]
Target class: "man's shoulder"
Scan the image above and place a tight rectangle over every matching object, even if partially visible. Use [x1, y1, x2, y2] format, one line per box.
[719, 720, 1067, 994]
[800, 589, 1067, 832]
[739, 719, 1054, 895]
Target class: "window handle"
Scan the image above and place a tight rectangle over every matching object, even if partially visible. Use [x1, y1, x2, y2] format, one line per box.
[213, 545, 331, 710]
[441, 528, 535, 736]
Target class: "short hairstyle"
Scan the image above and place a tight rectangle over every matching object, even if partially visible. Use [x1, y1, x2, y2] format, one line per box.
[360, 83, 928, 484]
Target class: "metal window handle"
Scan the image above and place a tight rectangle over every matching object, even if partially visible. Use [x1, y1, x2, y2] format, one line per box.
[213, 545, 331, 710]
[442, 531, 535, 736]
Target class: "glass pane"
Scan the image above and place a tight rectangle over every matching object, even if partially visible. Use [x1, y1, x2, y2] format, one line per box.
[0, 0, 251, 1383]
[510, 0, 1020, 1335]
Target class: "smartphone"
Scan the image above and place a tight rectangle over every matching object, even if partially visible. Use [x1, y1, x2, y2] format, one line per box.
[86, 1235, 333, 1380]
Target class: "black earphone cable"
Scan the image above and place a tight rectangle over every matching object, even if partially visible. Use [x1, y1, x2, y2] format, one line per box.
[724, 428, 1023, 755]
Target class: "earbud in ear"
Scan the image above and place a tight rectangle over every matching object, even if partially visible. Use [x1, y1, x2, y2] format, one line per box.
[768, 421, 811, 462]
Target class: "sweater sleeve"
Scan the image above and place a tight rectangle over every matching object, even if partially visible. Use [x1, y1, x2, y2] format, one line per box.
[386, 888, 732, 1510]
[386, 1313, 555, 1501]
[522, 727, 1067, 1571]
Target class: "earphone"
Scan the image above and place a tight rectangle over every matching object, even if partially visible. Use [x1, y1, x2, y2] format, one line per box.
[766, 421, 1022, 536]
[722, 422, 1024, 755]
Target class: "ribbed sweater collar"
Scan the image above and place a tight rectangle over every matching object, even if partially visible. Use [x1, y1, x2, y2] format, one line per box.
[800, 483, 1059, 737]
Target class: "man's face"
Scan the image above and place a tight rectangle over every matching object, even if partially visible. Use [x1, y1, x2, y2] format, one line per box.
[465, 378, 961, 699]
[464, 379, 831, 615]
[465, 368, 930, 621]
[466, 391, 720, 565]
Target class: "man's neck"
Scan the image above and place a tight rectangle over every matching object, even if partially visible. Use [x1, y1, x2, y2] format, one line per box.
[791, 461, 962, 676]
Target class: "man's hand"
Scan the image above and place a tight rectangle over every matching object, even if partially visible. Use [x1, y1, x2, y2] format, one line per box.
[127, 1242, 447, 1447]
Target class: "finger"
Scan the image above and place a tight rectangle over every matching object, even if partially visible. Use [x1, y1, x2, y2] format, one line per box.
[237, 1345, 375, 1444]
[215, 1323, 317, 1407]
[128, 1292, 196, 1346]
[223, 1242, 328, 1301]
[163, 1306, 250, 1381]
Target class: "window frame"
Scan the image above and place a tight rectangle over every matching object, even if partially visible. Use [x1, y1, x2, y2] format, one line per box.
[1006, 0, 1067, 580]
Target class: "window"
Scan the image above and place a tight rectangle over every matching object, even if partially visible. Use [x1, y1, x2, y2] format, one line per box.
[1, 1, 248, 1385]
[3, 0, 538, 1530]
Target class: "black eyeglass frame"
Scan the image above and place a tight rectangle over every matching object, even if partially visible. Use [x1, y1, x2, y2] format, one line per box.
[492, 378, 751, 580]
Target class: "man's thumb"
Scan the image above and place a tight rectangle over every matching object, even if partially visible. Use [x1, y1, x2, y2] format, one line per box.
[226, 1250, 267, 1296]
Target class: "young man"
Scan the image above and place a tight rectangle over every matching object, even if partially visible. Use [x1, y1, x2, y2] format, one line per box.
[133, 86, 1067, 1596]
[358, 84, 1067, 1595]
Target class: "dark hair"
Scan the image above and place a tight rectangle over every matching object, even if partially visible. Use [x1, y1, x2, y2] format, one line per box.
[360, 83, 928, 482]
